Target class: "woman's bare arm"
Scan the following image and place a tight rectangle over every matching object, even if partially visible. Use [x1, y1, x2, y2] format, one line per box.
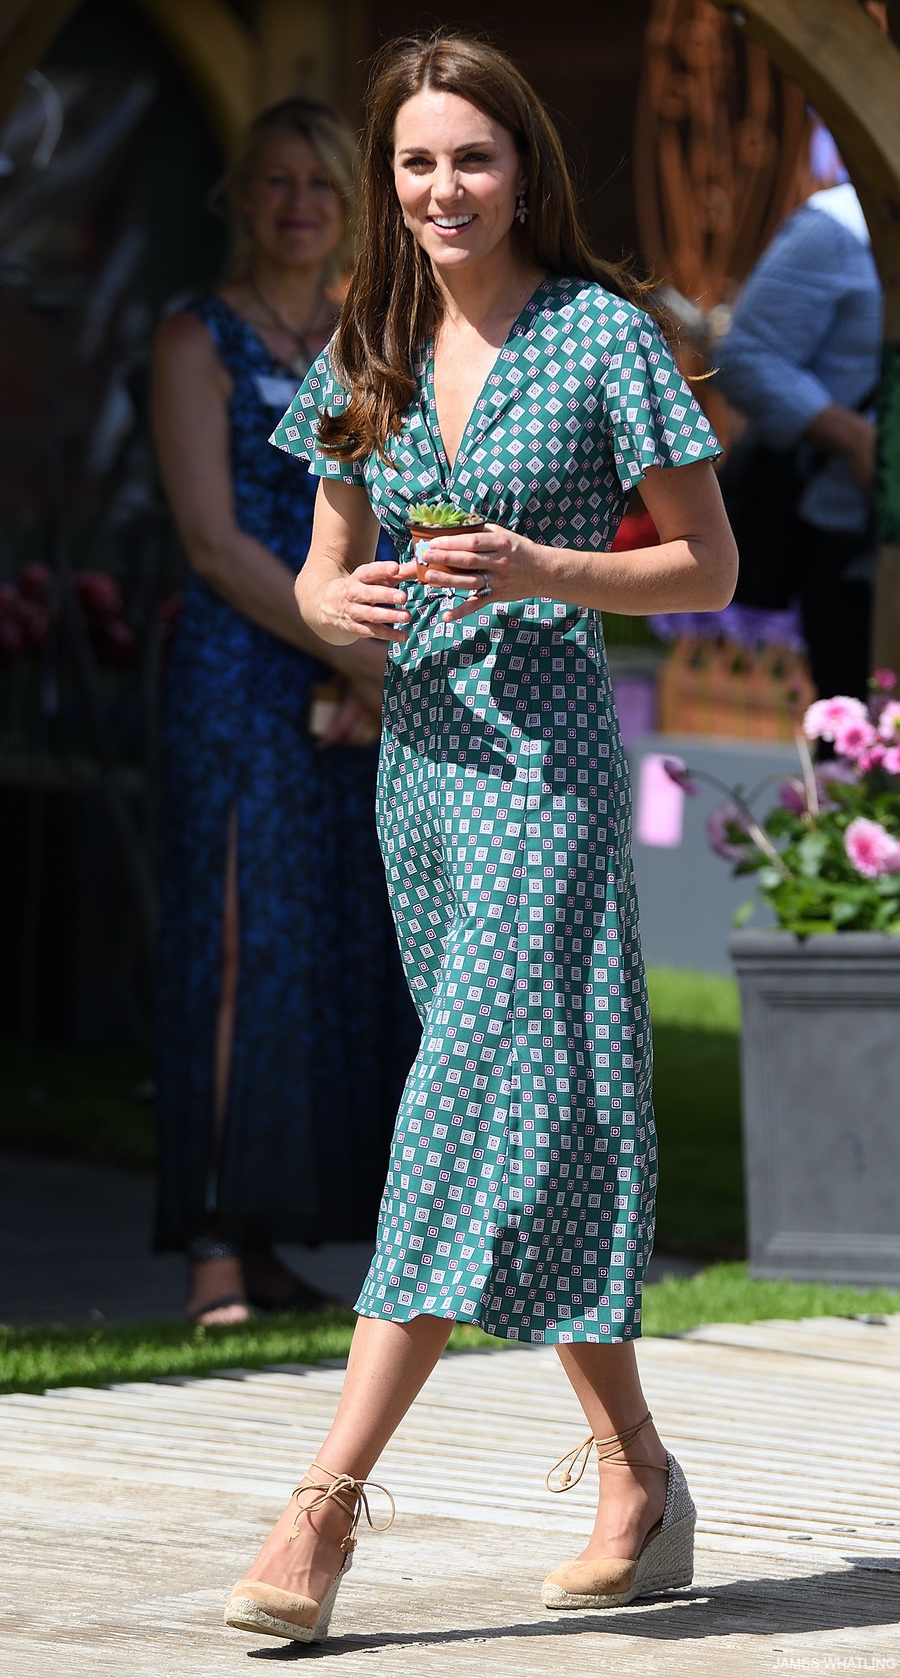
[424, 459, 738, 622]
[295, 479, 412, 647]
[151, 311, 387, 684]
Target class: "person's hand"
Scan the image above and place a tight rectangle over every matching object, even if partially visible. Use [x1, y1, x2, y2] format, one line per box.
[401, 524, 550, 623]
[804, 405, 876, 496]
[315, 685, 380, 749]
[345, 667, 385, 720]
[845, 417, 877, 495]
[319, 558, 410, 642]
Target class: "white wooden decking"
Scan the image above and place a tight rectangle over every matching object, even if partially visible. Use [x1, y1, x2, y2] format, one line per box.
[1, 1315, 899, 1676]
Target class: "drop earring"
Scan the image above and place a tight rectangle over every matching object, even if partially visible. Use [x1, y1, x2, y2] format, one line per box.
[515, 191, 529, 225]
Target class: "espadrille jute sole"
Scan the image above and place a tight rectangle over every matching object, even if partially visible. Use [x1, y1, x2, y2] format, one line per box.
[226, 1562, 347, 1643]
[541, 1510, 695, 1610]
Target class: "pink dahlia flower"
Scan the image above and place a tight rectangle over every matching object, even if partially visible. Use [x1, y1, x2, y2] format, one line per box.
[877, 700, 900, 742]
[803, 695, 868, 742]
[844, 817, 900, 879]
[833, 716, 877, 760]
[856, 743, 887, 774]
[884, 746, 900, 776]
[872, 669, 897, 692]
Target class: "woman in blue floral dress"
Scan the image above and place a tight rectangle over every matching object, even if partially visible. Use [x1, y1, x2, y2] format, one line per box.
[224, 39, 736, 1641]
[153, 99, 419, 1325]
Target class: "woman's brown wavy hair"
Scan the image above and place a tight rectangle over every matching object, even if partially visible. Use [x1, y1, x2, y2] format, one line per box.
[320, 32, 653, 463]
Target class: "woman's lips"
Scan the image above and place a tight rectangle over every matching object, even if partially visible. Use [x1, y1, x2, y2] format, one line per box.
[428, 215, 477, 238]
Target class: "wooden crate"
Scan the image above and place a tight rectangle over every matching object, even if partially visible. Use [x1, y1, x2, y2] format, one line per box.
[657, 635, 816, 742]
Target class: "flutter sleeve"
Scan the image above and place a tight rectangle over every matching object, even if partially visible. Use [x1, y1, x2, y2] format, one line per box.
[600, 306, 721, 492]
[269, 343, 366, 486]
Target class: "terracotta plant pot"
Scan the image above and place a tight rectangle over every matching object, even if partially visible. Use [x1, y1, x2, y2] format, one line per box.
[408, 516, 485, 585]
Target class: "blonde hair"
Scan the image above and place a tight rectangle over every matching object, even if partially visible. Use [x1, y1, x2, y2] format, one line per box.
[219, 97, 357, 284]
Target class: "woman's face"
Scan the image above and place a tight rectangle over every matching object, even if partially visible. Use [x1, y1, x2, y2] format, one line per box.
[392, 90, 525, 275]
[242, 133, 344, 272]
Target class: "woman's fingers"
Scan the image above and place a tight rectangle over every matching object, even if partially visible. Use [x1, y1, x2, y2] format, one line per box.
[441, 592, 496, 624]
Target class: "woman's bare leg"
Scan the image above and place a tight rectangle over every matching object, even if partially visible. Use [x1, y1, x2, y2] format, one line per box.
[188, 807, 248, 1325]
[241, 1314, 453, 1603]
[554, 1342, 668, 1561]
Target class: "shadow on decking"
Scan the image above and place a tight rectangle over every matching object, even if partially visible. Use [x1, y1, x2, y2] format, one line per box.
[243, 1560, 900, 1659]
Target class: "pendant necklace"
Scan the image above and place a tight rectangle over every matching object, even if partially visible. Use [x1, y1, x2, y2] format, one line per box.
[249, 278, 321, 377]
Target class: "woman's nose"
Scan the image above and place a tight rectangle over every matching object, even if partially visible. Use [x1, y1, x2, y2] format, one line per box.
[432, 162, 462, 200]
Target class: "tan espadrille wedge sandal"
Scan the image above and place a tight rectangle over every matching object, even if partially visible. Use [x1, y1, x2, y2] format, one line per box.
[541, 1411, 695, 1610]
[225, 1462, 395, 1643]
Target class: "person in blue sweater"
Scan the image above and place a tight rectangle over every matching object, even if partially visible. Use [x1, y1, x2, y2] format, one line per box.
[713, 0, 890, 701]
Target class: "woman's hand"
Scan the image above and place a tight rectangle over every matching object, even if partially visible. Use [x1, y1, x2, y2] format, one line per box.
[315, 685, 381, 749]
[317, 557, 411, 643]
[405, 524, 548, 623]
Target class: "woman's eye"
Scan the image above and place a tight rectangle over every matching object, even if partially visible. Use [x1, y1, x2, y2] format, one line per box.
[403, 156, 432, 172]
[462, 151, 490, 164]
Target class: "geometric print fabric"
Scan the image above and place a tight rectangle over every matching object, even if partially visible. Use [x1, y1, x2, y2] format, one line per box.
[271, 276, 720, 1341]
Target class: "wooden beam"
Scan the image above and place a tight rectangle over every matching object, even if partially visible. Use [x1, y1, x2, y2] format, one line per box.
[0, 0, 80, 127]
[133, 0, 256, 149]
[709, 0, 900, 330]
[253, 0, 334, 108]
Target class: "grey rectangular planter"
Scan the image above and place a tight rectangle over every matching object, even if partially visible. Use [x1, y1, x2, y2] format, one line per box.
[729, 931, 900, 1287]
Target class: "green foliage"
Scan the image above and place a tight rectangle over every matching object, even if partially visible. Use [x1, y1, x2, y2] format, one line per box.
[4, 1267, 898, 1394]
[408, 501, 477, 527]
[0, 1043, 155, 1169]
[728, 773, 900, 936]
[647, 968, 743, 1255]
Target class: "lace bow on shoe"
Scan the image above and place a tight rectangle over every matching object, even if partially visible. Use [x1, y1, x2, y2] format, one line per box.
[289, 1461, 396, 1555]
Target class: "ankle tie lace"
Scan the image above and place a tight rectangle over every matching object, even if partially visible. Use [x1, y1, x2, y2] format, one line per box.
[546, 1411, 665, 1493]
[289, 1461, 396, 1554]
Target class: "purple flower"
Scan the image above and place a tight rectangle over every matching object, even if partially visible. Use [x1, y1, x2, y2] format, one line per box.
[844, 817, 900, 879]
[662, 757, 698, 796]
[706, 803, 751, 862]
[779, 779, 807, 814]
[872, 668, 897, 693]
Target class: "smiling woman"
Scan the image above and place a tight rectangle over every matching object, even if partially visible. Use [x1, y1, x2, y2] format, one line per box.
[220, 31, 737, 1650]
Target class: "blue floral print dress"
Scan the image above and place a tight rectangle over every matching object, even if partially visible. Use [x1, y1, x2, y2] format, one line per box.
[272, 276, 719, 1342]
[155, 297, 420, 1254]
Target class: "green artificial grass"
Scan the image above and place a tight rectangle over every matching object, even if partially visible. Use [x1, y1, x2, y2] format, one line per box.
[3, 1264, 898, 1395]
[646, 967, 743, 1258]
[639, 1262, 900, 1337]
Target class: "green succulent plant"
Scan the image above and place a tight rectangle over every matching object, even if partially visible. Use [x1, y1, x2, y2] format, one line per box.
[408, 500, 477, 527]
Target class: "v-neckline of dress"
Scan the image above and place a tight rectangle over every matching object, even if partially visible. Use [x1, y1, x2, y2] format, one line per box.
[424, 274, 555, 483]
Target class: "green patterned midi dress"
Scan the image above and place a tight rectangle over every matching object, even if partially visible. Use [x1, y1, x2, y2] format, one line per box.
[272, 276, 719, 1344]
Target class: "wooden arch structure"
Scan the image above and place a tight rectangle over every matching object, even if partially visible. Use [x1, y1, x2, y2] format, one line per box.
[0, 0, 345, 148]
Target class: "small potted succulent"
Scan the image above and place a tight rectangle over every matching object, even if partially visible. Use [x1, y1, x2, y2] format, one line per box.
[407, 500, 485, 584]
[664, 672, 900, 1289]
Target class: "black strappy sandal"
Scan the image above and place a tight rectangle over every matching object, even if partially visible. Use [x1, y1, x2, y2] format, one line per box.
[186, 1235, 253, 1323]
